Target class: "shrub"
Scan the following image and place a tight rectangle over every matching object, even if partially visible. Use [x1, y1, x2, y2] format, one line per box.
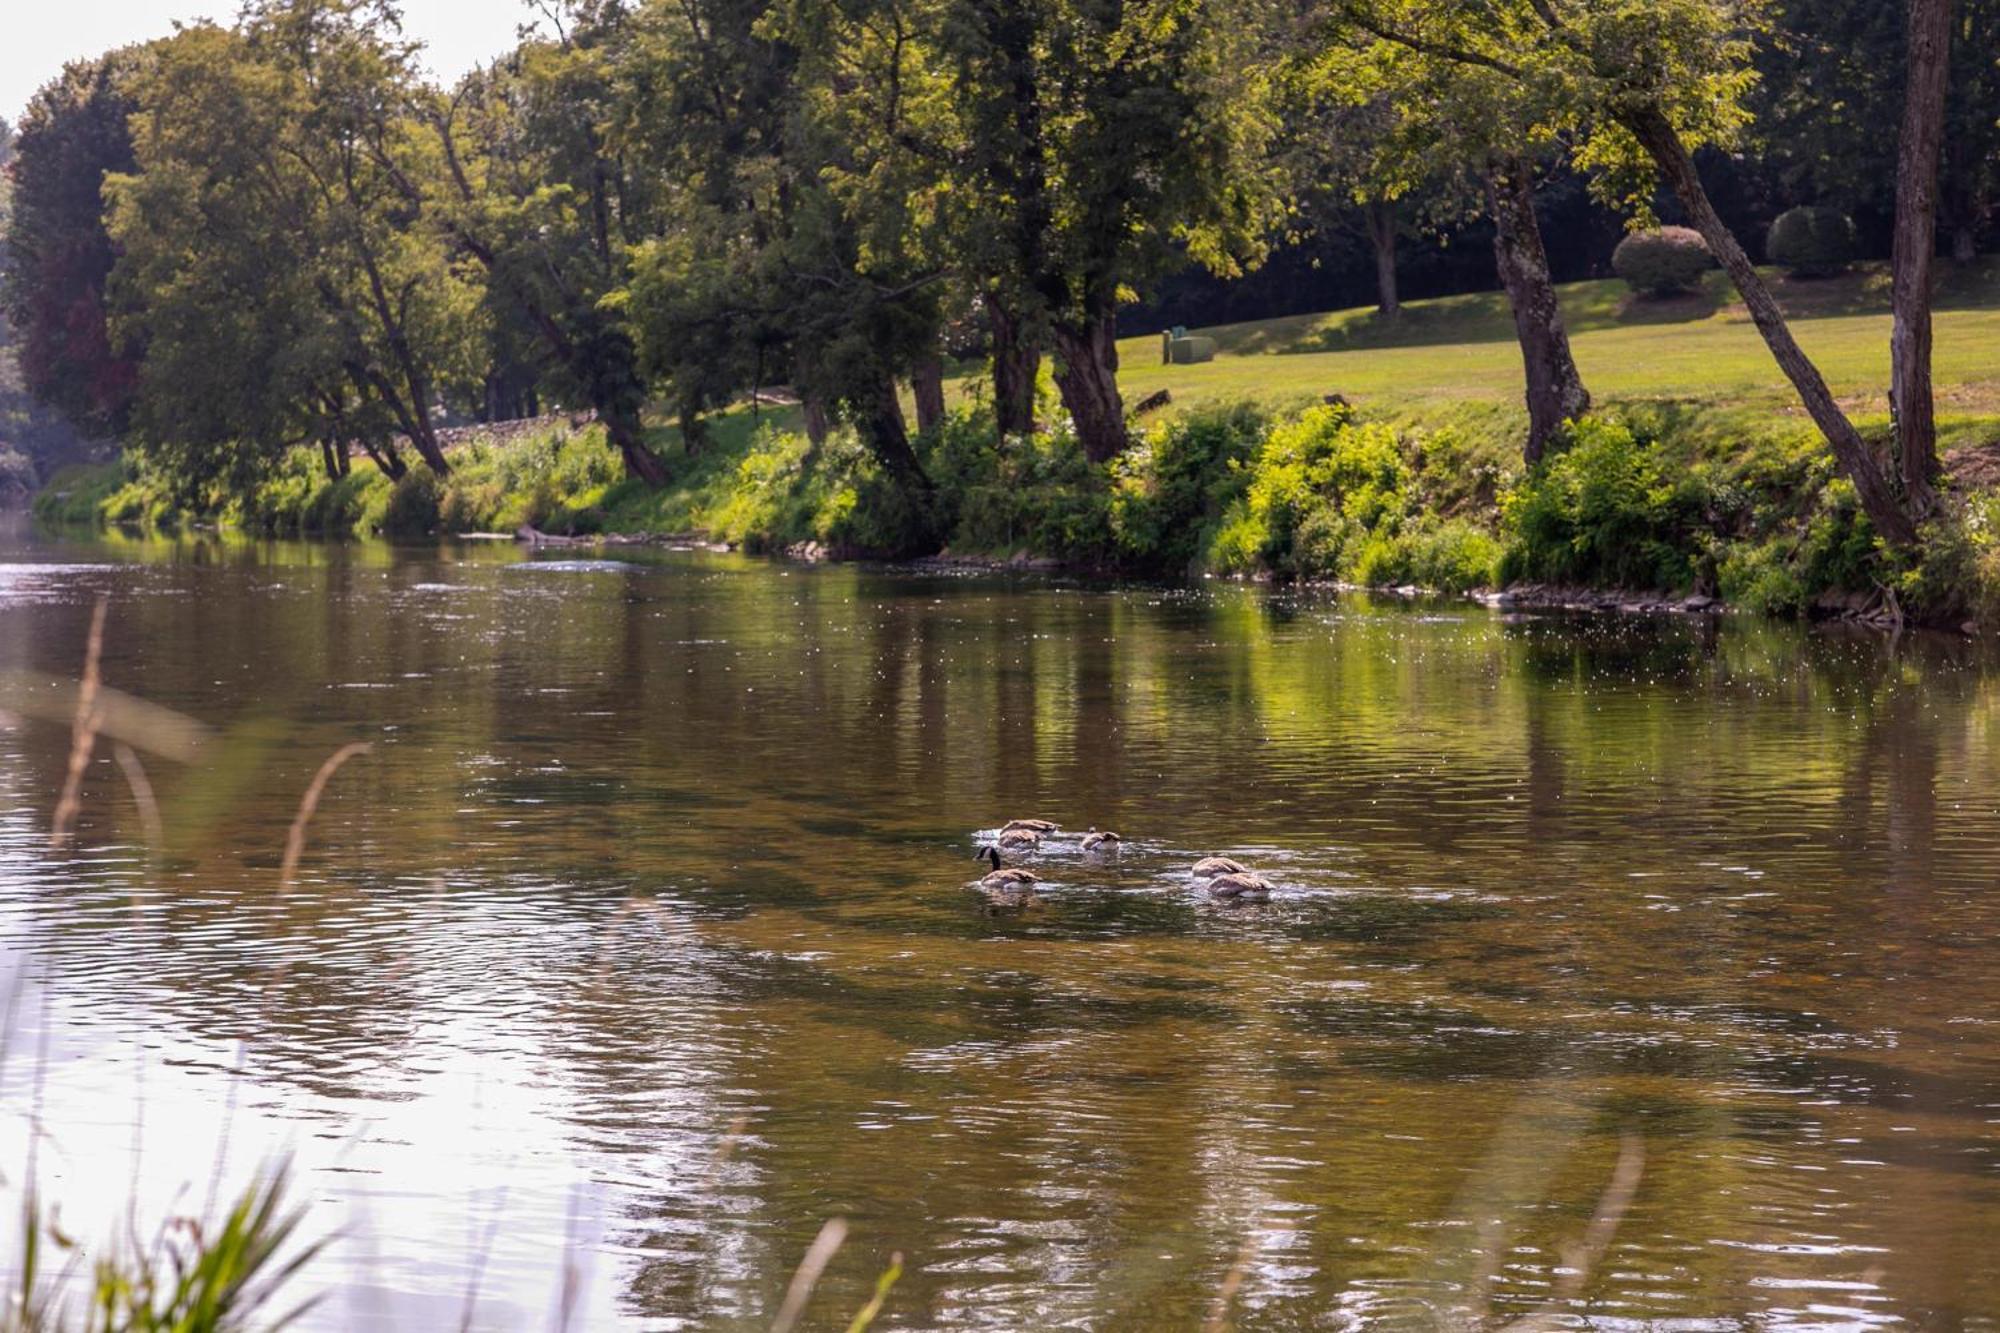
[948, 421, 1117, 563]
[1206, 405, 1414, 581]
[1716, 540, 1807, 614]
[1766, 206, 1857, 277]
[380, 467, 442, 536]
[31, 461, 129, 525]
[1612, 227, 1713, 296]
[1499, 417, 1708, 589]
[1109, 403, 1265, 572]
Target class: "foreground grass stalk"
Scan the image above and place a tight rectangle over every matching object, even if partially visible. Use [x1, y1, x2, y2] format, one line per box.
[843, 1253, 902, 1333]
[49, 599, 108, 849]
[769, 1219, 847, 1333]
[277, 744, 373, 890]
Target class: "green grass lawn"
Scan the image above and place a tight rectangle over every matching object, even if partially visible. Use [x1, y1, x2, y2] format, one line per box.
[1094, 262, 2000, 449]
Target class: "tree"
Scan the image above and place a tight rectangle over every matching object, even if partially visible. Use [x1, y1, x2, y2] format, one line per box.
[1341, 0, 1921, 548]
[1486, 154, 1590, 461]
[618, 0, 945, 482]
[108, 2, 480, 483]
[1889, 0, 1951, 515]
[1278, 71, 1466, 321]
[937, 0, 1283, 462]
[1, 53, 142, 440]
[1305, 27, 1587, 459]
[425, 9, 674, 484]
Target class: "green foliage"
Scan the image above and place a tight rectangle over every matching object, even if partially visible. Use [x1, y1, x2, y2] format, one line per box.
[380, 469, 442, 537]
[1499, 418, 1709, 589]
[934, 414, 1118, 564]
[1612, 227, 1713, 296]
[1349, 516, 1504, 592]
[1753, 0, 2000, 260]
[29, 461, 128, 525]
[1109, 403, 1267, 573]
[1765, 206, 1859, 277]
[1208, 405, 1401, 576]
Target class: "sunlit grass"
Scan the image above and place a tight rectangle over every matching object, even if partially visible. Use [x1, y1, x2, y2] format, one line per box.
[1104, 261, 2000, 435]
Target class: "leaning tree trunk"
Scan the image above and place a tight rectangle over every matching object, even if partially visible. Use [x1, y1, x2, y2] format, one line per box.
[859, 374, 929, 487]
[1617, 105, 1919, 549]
[1890, 0, 1952, 518]
[913, 352, 948, 435]
[989, 300, 1041, 437]
[1484, 157, 1590, 463]
[604, 404, 669, 487]
[1052, 309, 1127, 463]
[1365, 198, 1401, 320]
[358, 437, 407, 481]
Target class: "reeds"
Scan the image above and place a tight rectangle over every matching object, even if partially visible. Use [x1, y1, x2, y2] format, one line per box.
[8, 1163, 326, 1333]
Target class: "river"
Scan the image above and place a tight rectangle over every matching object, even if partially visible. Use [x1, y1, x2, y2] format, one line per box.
[0, 520, 1994, 1329]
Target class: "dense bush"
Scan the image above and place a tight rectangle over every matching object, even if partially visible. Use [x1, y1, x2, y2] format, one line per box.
[1109, 403, 1265, 572]
[927, 412, 1116, 562]
[1766, 206, 1857, 277]
[1199, 405, 1499, 591]
[1612, 227, 1713, 296]
[381, 468, 442, 536]
[1499, 418, 1709, 589]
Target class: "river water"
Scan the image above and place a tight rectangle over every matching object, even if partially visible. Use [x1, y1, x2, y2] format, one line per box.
[0, 522, 1994, 1330]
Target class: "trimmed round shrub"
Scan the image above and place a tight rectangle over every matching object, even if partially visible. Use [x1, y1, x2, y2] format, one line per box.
[1766, 206, 1857, 277]
[1612, 227, 1713, 296]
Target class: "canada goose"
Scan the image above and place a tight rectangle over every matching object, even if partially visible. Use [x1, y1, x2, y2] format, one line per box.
[1080, 827, 1121, 851]
[1192, 856, 1248, 878]
[998, 825, 1043, 849]
[975, 846, 1040, 886]
[1207, 871, 1272, 902]
[1001, 818, 1058, 834]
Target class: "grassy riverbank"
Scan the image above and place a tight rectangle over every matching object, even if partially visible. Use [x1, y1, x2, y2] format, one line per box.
[35, 261, 2000, 621]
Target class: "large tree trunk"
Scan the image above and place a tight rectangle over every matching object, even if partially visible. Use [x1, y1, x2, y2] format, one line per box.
[801, 396, 831, 449]
[1052, 309, 1127, 463]
[913, 352, 948, 435]
[1618, 105, 1919, 549]
[860, 374, 929, 487]
[1890, 0, 1951, 518]
[989, 300, 1041, 437]
[1484, 157, 1590, 463]
[1365, 198, 1401, 320]
[605, 405, 669, 487]
[678, 399, 709, 457]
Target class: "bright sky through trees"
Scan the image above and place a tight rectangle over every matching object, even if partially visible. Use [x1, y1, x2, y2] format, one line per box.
[1, 0, 532, 117]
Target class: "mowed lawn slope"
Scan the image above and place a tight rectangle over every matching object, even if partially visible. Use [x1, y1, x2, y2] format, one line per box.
[1103, 263, 2000, 437]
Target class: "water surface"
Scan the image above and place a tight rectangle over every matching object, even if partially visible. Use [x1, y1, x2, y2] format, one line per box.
[0, 521, 1995, 1329]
